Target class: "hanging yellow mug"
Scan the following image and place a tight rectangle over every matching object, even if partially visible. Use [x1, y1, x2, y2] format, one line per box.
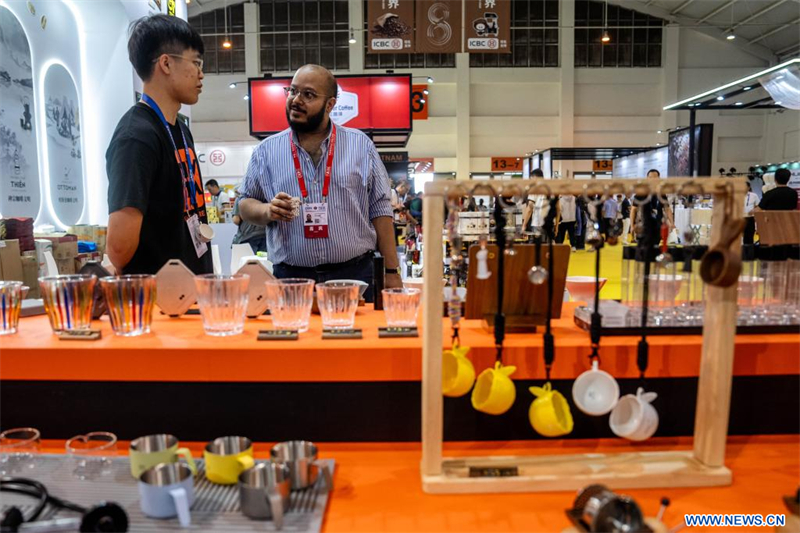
[529, 382, 574, 437]
[442, 345, 475, 398]
[471, 361, 517, 415]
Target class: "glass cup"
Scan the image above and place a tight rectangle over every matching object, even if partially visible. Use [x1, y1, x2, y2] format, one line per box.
[382, 288, 421, 327]
[100, 275, 157, 336]
[265, 278, 315, 332]
[0, 281, 27, 335]
[0, 427, 41, 475]
[195, 274, 250, 336]
[66, 431, 118, 480]
[39, 275, 97, 333]
[316, 281, 359, 330]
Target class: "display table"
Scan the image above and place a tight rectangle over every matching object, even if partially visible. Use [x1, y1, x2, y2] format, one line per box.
[33, 435, 800, 532]
[1, 304, 798, 441]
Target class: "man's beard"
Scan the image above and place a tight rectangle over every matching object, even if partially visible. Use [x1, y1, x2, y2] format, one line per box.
[286, 105, 327, 134]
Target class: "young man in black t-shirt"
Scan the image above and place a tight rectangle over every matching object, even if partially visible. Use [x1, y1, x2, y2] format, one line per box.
[758, 168, 798, 211]
[105, 15, 212, 275]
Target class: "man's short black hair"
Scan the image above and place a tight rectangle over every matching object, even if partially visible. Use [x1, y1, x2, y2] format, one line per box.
[531, 169, 544, 178]
[205, 179, 219, 188]
[647, 168, 660, 177]
[775, 168, 791, 185]
[128, 14, 204, 82]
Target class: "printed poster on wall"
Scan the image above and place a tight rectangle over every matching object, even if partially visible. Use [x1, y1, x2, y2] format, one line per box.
[465, 0, 510, 53]
[367, 0, 414, 54]
[0, 6, 41, 218]
[415, 0, 462, 54]
[44, 64, 84, 226]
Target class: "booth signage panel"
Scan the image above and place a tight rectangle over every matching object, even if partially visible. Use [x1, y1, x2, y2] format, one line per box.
[367, 0, 414, 53]
[464, 0, 510, 53]
[593, 159, 613, 172]
[412, 84, 428, 120]
[415, 0, 462, 53]
[491, 157, 523, 172]
[250, 75, 412, 137]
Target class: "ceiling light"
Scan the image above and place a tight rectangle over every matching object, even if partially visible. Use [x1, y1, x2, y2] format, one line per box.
[776, 75, 784, 80]
[716, 95, 724, 101]
[229, 82, 236, 89]
[348, 29, 356, 45]
[243, 95, 249, 100]
[656, 143, 661, 146]
[419, 99, 426, 104]
[743, 86, 752, 91]
[735, 101, 743, 106]
[423, 89, 429, 95]
[657, 130, 662, 134]
[726, 33, 736, 41]
[601, 30, 611, 43]
[186, 0, 191, 4]
[222, 39, 232, 49]
[775, 101, 783, 106]
[427, 76, 434, 83]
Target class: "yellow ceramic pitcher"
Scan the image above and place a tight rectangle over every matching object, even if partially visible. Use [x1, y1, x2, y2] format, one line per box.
[528, 382, 574, 437]
[442, 345, 475, 398]
[471, 361, 517, 415]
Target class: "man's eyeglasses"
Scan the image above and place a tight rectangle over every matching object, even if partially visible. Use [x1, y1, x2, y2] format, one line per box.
[154, 54, 204, 72]
[283, 86, 333, 102]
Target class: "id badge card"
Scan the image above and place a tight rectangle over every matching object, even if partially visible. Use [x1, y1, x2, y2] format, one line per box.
[303, 202, 329, 239]
[186, 214, 209, 258]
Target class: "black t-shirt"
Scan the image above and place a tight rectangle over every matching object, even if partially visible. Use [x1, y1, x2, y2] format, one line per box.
[758, 186, 798, 211]
[106, 103, 212, 275]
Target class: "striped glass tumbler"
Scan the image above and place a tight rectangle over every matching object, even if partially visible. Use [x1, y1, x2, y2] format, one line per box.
[39, 275, 97, 333]
[100, 275, 157, 336]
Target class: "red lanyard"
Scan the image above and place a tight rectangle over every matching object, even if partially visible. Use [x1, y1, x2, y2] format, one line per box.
[290, 124, 337, 199]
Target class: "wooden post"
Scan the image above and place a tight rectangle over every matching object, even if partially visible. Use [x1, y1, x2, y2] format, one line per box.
[693, 186, 743, 467]
[421, 189, 445, 476]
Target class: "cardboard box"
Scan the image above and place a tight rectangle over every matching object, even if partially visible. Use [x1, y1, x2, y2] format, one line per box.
[53, 240, 78, 261]
[55, 258, 76, 275]
[21, 254, 40, 299]
[0, 239, 24, 281]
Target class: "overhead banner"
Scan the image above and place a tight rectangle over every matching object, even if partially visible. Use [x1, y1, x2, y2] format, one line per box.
[415, 0, 462, 54]
[465, 0, 510, 53]
[367, 0, 414, 54]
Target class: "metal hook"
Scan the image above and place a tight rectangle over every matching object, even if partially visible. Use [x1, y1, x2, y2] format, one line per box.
[656, 180, 679, 204]
[631, 180, 654, 207]
[496, 182, 526, 210]
[467, 182, 498, 204]
[581, 182, 608, 206]
[523, 181, 553, 199]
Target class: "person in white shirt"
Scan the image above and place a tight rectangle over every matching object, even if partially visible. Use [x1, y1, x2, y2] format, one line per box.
[555, 195, 578, 251]
[743, 181, 759, 244]
[205, 179, 231, 214]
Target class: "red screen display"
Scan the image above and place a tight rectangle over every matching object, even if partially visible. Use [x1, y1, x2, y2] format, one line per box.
[249, 75, 412, 136]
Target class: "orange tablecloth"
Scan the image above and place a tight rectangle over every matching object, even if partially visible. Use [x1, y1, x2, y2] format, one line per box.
[2, 304, 797, 382]
[38, 435, 799, 533]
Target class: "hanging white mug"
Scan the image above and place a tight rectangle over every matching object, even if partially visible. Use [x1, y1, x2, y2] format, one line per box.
[572, 359, 620, 416]
[609, 387, 659, 442]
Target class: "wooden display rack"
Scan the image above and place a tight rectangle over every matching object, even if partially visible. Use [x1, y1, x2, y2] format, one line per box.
[421, 177, 746, 494]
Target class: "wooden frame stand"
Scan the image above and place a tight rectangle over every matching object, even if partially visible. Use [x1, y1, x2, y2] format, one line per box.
[421, 177, 744, 494]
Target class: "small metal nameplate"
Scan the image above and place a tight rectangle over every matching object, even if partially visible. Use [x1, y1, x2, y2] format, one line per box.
[57, 329, 102, 341]
[378, 327, 419, 338]
[468, 466, 519, 478]
[258, 329, 299, 341]
[322, 328, 362, 339]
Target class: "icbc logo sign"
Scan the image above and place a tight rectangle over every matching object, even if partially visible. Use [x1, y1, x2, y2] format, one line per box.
[209, 150, 226, 166]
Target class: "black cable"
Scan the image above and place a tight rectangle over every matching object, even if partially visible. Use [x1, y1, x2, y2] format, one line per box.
[543, 197, 558, 380]
[493, 197, 506, 363]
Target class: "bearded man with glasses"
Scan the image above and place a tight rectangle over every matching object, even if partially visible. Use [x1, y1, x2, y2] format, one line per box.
[239, 65, 401, 301]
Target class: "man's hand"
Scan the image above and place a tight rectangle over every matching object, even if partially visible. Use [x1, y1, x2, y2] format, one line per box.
[385, 272, 403, 289]
[265, 192, 296, 222]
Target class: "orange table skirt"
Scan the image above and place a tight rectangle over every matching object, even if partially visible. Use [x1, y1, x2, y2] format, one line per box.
[37, 435, 799, 533]
[2, 304, 797, 382]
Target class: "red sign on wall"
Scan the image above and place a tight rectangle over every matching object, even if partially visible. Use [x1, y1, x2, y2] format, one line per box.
[249, 74, 412, 138]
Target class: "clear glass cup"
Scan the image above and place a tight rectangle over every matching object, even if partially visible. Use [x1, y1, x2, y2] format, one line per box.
[382, 288, 421, 327]
[100, 275, 157, 336]
[317, 281, 359, 330]
[786, 258, 800, 324]
[0, 281, 27, 335]
[0, 427, 41, 475]
[66, 431, 118, 480]
[647, 273, 683, 327]
[39, 275, 97, 333]
[266, 278, 315, 332]
[194, 274, 250, 336]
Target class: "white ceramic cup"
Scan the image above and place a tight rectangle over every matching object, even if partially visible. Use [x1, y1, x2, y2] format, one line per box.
[571, 359, 620, 416]
[609, 387, 659, 441]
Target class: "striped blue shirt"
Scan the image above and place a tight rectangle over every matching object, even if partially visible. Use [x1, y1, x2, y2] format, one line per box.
[239, 125, 393, 267]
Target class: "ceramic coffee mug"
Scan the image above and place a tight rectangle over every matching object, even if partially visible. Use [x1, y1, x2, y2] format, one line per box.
[204, 436, 255, 485]
[442, 345, 475, 398]
[138, 462, 194, 528]
[270, 440, 333, 491]
[528, 382, 574, 437]
[471, 361, 516, 415]
[609, 387, 659, 441]
[129, 434, 197, 479]
[571, 359, 620, 416]
[239, 463, 291, 530]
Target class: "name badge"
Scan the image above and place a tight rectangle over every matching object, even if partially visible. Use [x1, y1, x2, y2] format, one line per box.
[186, 214, 209, 258]
[303, 202, 329, 239]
